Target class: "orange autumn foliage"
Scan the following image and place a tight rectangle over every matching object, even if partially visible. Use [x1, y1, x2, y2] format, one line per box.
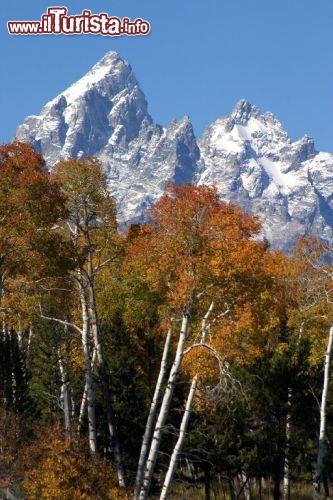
[22, 423, 130, 499]
[287, 236, 333, 366]
[0, 141, 70, 285]
[125, 183, 288, 371]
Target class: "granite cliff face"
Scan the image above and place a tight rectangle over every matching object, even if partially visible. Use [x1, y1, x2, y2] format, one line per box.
[198, 99, 333, 249]
[16, 51, 200, 224]
[16, 52, 333, 250]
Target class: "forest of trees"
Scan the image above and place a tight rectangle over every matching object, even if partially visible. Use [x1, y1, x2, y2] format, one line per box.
[1, 141, 333, 499]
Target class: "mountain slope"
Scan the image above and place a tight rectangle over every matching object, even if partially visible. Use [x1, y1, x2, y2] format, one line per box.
[16, 51, 200, 224]
[15, 52, 333, 250]
[198, 99, 333, 249]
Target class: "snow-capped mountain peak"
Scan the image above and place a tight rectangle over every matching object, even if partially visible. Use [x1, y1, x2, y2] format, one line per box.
[198, 101, 333, 249]
[16, 51, 151, 165]
[227, 99, 260, 126]
[15, 52, 333, 251]
[16, 52, 200, 226]
[48, 51, 129, 108]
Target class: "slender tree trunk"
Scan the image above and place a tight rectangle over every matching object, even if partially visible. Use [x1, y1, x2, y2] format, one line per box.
[58, 325, 73, 435]
[137, 302, 215, 499]
[139, 312, 190, 500]
[323, 471, 330, 498]
[314, 325, 333, 498]
[78, 348, 96, 435]
[25, 325, 33, 370]
[160, 375, 198, 500]
[8, 329, 17, 409]
[58, 349, 72, 435]
[17, 320, 23, 352]
[258, 477, 263, 499]
[134, 326, 172, 500]
[241, 471, 251, 500]
[273, 463, 281, 500]
[78, 268, 97, 455]
[204, 464, 211, 500]
[86, 245, 126, 487]
[158, 302, 215, 499]
[16, 320, 28, 384]
[283, 387, 292, 500]
[78, 382, 87, 435]
[227, 467, 237, 500]
[186, 458, 197, 482]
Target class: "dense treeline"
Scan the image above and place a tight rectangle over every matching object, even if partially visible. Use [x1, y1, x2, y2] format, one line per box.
[0, 141, 333, 499]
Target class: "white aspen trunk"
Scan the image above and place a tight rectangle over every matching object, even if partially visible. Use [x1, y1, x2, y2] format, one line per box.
[186, 458, 197, 482]
[26, 325, 33, 367]
[86, 245, 126, 487]
[201, 301, 214, 344]
[139, 312, 190, 500]
[16, 320, 27, 385]
[58, 324, 72, 434]
[77, 385, 87, 436]
[3, 487, 22, 500]
[157, 302, 214, 499]
[241, 471, 251, 500]
[134, 326, 172, 500]
[2, 325, 15, 407]
[78, 348, 96, 435]
[17, 319, 23, 352]
[7, 329, 17, 408]
[160, 375, 198, 500]
[58, 350, 72, 434]
[314, 325, 333, 496]
[283, 387, 292, 500]
[77, 268, 97, 455]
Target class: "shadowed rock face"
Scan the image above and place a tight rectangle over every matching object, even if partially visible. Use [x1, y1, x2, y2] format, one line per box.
[198, 100, 333, 251]
[16, 53, 333, 251]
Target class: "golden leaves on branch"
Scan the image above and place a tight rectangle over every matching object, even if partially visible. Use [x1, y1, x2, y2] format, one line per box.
[123, 183, 293, 381]
[22, 422, 130, 499]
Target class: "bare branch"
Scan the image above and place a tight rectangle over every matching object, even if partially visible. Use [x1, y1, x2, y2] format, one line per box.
[201, 301, 214, 344]
[93, 258, 112, 274]
[39, 305, 82, 335]
[66, 221, 77, 235]
[183, 341, 218, 358]
[196, 283, 214, 300]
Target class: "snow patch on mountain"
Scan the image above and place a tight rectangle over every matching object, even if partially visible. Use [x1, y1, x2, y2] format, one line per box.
[16, 52, 200, 226]
[15, 54, 333, 251]
[198, 99, 333, 249]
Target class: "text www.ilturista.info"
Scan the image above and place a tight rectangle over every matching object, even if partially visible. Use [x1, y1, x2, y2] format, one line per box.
[7, 7, 150, 36]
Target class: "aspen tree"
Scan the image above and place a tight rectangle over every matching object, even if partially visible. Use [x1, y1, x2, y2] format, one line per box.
[54, 158, 126, 485]
[125, 184, 279, 499]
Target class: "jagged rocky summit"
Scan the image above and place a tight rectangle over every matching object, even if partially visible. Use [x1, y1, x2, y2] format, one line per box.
[16, 51, 333, 251]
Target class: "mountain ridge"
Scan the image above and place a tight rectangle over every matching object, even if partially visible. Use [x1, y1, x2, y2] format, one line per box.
[15, 51, 333, 251]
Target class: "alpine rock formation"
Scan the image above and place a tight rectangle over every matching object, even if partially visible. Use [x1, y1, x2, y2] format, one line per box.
[16, 51, 200, 224]
[198, 100, 333, 250]
[16, 51, 333, 251]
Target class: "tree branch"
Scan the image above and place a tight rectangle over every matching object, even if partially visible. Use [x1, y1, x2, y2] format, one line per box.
[39, 305, 82, 335]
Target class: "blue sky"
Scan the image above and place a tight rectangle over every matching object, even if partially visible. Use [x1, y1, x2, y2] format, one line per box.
[2, 1, 333, 152]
